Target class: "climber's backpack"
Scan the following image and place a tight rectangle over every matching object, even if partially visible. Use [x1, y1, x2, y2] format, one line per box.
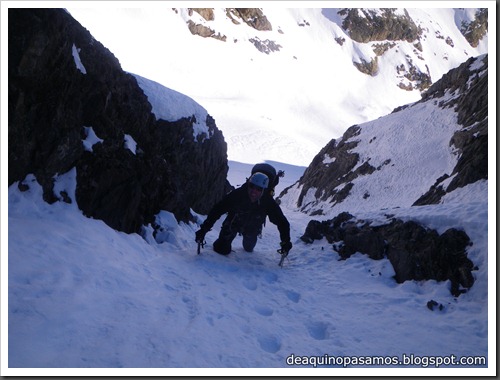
[251, 163, 284, 197]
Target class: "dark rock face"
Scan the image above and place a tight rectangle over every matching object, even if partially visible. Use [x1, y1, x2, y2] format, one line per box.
[291, 126, 377, 212]
[301, 213, 475, 297]
[413, 55, 488, 205]
[9, 8, 230, 234]
[380, 220, 474, 291]
[230, 8, 272, 31]
[339, 8, 421, 43]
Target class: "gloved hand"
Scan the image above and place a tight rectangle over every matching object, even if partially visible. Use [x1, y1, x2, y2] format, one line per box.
[195, 228, 207, 243]
[280, 240, 292, 254]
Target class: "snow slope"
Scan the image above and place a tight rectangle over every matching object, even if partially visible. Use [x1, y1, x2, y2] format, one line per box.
[279, 55, 489, 216]
[5, 162, 493, 375]
[2, 3, 494, 376]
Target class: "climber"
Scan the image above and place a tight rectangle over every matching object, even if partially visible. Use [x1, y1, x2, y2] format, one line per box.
[195, 171, 292, 256]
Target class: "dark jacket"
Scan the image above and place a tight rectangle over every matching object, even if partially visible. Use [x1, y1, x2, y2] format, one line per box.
[201, 183, 291, 243]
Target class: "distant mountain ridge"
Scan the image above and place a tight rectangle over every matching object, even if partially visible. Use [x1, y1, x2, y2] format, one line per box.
[179, 7, 487, 92]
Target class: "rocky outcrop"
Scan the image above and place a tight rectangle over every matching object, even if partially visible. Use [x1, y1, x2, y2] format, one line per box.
[282, 53, 488, 212]
[249, 38, 282, 54]
[353, 57, 379, 76]
[187, 20, 227, 41]
[336, 8, 487, 89]
[183, 8, 277, 53]
[9, 9, 230, 234]
[290, 125, 383, 214]
[459, 8, 488, 48]
[229, 8, 272, 31]
[300, 213, 475, 297]
[186, 8, 272, 36]
[338, 8, 486, 88]
[181, 7, 486, 91]
[413, 55, 488, 205]
[339, 8, 421, 43]
[190, 8, 214, 21]
[396, 60, 432, 91]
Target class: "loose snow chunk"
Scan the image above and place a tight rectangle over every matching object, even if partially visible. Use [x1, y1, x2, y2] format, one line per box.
[153, 210, 181, 245]
[82, 126, 103, 152]
[53, 168, 77, 205]
[72, 43, 87, 74]
[323, 154, 336, 165]
[133, 74, 211, 142]
[124, 134, 137, 155]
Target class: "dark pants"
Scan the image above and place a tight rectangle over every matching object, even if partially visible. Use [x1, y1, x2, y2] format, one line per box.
[213, 214, 263, 255]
